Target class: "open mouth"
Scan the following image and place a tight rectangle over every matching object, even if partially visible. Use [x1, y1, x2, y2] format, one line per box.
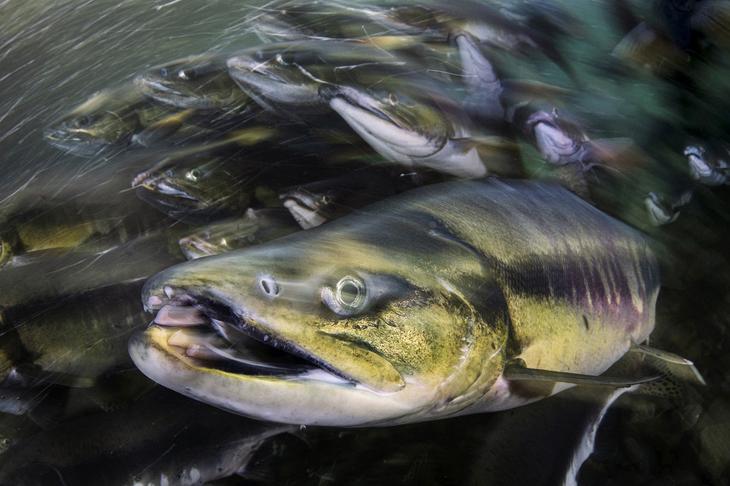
[144, 290, 351, 383]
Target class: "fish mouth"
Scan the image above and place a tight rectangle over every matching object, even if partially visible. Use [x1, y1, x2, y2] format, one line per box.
[129, 269, 420, 425]
[142, 291, 326, 379]
[320, 85, 445, 160]
[133, 288, 367, 393]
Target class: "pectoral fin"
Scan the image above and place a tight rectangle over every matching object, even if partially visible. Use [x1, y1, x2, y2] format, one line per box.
[629, 343, 706, 386]
[503, 362, 660, 388]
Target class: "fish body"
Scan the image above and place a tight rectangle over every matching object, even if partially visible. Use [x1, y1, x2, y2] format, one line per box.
[0, 231, 184, 310]
[44, 84, 176, 156]
[0, 283, 147, 389]
[135, 53, 255, 113]
[280, 168, 433, 229]
[131, 179, 659, 426]
[179, 209, 301, 260]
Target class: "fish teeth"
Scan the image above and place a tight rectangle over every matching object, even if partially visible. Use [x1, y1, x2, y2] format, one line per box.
[154, 304, 207, 327]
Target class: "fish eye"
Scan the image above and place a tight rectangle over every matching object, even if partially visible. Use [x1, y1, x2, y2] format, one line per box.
[185, 169, 201, 182]
[179, 69, 195, 80]
[387, 93, 399, 106]
[321, 275, 368, 317]
[77, 115, 93, 127]
[159, 67, 169, 77]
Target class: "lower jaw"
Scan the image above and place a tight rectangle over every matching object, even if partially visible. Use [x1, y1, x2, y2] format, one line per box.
[129, 326, 424, 426]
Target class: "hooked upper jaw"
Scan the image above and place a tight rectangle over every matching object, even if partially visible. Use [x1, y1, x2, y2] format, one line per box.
[131, 253, 419, 425]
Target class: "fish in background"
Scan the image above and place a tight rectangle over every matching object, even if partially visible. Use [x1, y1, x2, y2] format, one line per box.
[685, 144, 729, 186]
[0, 387, 296, 486]
[178, 209, 302, 260]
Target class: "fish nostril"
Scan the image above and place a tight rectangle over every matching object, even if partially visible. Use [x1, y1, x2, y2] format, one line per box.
[259, 275, 280, 298]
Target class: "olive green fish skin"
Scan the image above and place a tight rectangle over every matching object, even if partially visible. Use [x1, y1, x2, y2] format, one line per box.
[179, 209, 302, 260]
[131, 179, 658, 426]
[135, 54, 254, 112]
[0, 283, 148, 387]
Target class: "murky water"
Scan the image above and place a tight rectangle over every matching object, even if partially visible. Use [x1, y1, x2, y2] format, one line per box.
[1, 0, 730, 484]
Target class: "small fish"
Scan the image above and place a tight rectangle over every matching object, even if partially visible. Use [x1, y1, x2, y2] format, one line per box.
[135, 53, 256, 113]
[320, 83, 521, 178]
[130, 179, 678, 426]
[280, 169, 432, 229]
[0, 231, 184, 310]
[44, 85, 176, 156]
[685, 145, 729, 186]
[179, 209, 301, 260]
[0, 283, 148, 391]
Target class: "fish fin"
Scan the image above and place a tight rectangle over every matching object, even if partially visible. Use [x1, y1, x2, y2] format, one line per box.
[629, 344, 706, 387]
[503, 362, 661, 388]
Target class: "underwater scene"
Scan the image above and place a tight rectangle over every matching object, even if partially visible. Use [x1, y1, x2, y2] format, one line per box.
[1, 0, 729, 484]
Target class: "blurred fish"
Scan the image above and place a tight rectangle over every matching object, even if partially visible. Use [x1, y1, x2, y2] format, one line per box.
[645, 190, 693, 226]
[133, 152, 260, 222]
[0, 231, 184, 310]
[226, 39, 456, 118]
[46, 83, 261, 156]
[179, 209, 301, 260]
[131, 179, 673, 426]
[523, 108, 648, 175]
[280, 168, 433, 229]
[685, 144, 729, 186]
[135, 53, 256, 113]
[385, 0, 578, 81]
[44, 85, 177, 156]
[0, 200, 168, 270]
[320, 83, 521, 178]
[0, 283, 147, 391]
[247, 0, 425, 43]
[0, 387, 295, 486]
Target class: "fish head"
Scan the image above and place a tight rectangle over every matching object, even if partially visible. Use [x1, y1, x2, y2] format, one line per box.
[321, 84, 452, 164]
[134, 155, 252, 221]
[526, 110, 581, 164]
[135, 55, 245, 110]
[226, 48, 325, 113]
[130, 205, 509, 426]
[45, 88, 144, 156]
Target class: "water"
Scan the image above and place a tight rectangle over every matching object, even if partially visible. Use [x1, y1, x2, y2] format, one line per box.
[1, 0, 730, 484]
